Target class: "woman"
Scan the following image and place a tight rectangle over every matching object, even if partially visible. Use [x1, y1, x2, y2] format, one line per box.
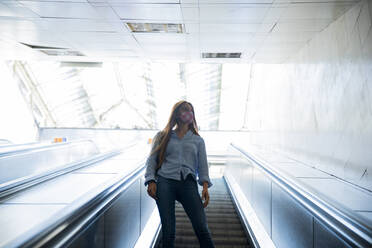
[144, 100, 215, 248]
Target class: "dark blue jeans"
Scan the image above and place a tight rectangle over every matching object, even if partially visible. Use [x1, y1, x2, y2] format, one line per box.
[156, 174, 215, 248]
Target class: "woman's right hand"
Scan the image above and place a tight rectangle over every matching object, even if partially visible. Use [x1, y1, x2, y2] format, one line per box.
[147, 182, 157, 200]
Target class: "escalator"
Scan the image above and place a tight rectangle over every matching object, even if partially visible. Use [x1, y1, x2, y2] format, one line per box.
[156, 177, 251, 247]
[2, 140, 369, 248]
[0, 140, 154, 248]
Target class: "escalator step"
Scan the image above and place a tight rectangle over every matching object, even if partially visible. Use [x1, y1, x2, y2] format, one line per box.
[176, 227, 247, 237]
[176, 222, 245, 231]
[156, 178, 251, 248]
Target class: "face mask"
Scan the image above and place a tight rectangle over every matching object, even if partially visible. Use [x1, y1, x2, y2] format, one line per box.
[179, 111, 194, 124]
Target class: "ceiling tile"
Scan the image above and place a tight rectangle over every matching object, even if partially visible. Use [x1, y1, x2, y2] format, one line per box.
[265, 32, 316, 43]
[181, 7, 199, 21]
[38, 19, 118, 32]
[260, 41, 306, 51]
[281, 2, 353, 20]
[0, 0, 360, 62]
[82, 49, 137, 57]
[134, 33, 186, 44]
[92, 6, 121, 20]
[62, 31, 136, 48]
[274, 19, 332, 32]
[112, 4, 182, 20]
[18, 1, 103, 18]
[200, 43, 254, 52]
[199, 5, 270, 22]
[142, 44, 186, 52]
[0, 2, 39, 18]
[200, 23, 273, 33]
[0, 29, 73, 48]
[0, 19, 44, 31]
[200, 32, 253, 42]
[185, 23, 199, 33]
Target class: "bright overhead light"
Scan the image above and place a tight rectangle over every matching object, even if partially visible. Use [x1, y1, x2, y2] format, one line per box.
[60, 62, 102, 68]
[40, 50, 85, 56]
[202, 53, 242, 59]
[126, 23, 185, 33]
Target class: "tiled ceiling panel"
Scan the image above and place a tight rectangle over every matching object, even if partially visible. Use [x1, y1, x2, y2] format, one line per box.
[112, 4, 182, 20]
[18, 1, 104, 18]
[0, 0, 358, 62]
[1, 29, 72, 48]
[199, 5, 270, 22]
[280, 3, 354, 20]
[0, 19, 43, 31]
[38, 19, 119, 32]
[134, 33, 187, 44]
[200, 23, 274, 33]
[200, 33, 253, 43]
[273, 20, 333, 32]
[0, 2, 39, 18]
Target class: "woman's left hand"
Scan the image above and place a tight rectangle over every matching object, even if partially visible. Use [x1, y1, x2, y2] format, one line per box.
[201, 186, 210, 208]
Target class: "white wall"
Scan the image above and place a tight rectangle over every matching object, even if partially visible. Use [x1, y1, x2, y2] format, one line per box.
[0, 61, 38, 143]
[246, 0, 372, 191]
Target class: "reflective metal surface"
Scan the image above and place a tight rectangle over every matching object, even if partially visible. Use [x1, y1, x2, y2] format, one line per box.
[356, 212, 372, 222]
[140, 177, 157, 232]
[276, 164, 333, 178]
[4, 173, 114, 204]
[314, 218, 351, 248]
[0, 141, 98, 185]
[5, 156, 160, 248]
[297, 178, 372, 211]
[252, 167, 272, 237]
[104, 180, 141, 248]
[0, 203, 65, 247]
[225, 143, 372, 248]
[271, 183, 313, 248]
[68, 216, 105, 248]
[76, 158, 143, 174]
[239, 163, 254, 203]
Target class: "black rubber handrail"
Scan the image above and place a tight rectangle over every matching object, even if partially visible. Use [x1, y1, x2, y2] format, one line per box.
[5, 159, 147, 248]
[230, 143, 372, 248]
[0, 139, 96, 158]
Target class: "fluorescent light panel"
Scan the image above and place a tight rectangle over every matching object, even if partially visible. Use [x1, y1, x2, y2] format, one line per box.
[202, 53, 242, 58]
[127, 23, 184, 33]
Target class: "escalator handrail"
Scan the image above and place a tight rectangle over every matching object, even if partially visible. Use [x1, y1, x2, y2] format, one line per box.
[0, 141, 139, 200]
[5, 158, 147, 248]
[0, 139, 97, 158]
[230, 143, 372, 248]
[0, 149, 121, 200]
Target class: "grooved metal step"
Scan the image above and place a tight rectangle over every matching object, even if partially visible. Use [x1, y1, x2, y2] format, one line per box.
[156, 177, 251, 248]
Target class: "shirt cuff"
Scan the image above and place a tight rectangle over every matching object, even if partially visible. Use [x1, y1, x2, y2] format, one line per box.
[198, 179, 213, 188]
[144, 179, 156, 186]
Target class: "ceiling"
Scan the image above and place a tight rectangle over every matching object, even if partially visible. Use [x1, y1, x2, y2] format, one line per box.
[0, 0, 359, 63]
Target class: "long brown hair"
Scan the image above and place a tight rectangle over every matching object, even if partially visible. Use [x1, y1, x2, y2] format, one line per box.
[150, 100, 200, 171]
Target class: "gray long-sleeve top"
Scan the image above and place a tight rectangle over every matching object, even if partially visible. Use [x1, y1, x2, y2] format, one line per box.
[144, 129, 213, 188]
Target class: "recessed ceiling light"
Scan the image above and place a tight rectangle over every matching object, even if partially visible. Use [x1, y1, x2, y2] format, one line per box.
[126, 23, 184, 33]
[202, 53, 241, 58]
[60, 62, 102, 68]
[40, 50, 85, 56]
